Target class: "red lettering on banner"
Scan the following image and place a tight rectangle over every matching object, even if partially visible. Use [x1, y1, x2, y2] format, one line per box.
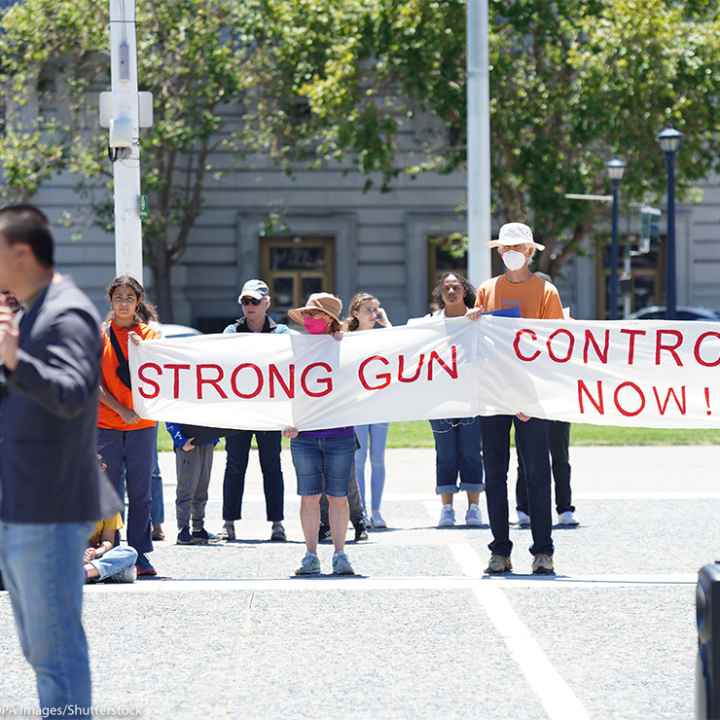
[137, 363, 161, 399]
[694, 331, 720, 367]
[583, 329, 610, 364]
[514, 329, 541, 362]
[268, 364, 295, 399]
[547, 328, 575, 363]
[620, 328, 646, 365]
[398, 354, 426, 383]
[166, 363, 191, 399]
[614, 381, 646, 417]
[301, 362, 333, 398]
[230, 364, 264, 399]
[577, 379, 605, 415]
[359, 356, 392, 391]
[652, 386, 687, 415]
[196, 364, 228, 400]
[428, 345, 458, 380]
[655, 330, 684, 366]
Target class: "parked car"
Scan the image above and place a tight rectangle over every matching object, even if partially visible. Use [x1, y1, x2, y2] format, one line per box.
[628, 306, 720, 321]
[158, 323, 202, 338]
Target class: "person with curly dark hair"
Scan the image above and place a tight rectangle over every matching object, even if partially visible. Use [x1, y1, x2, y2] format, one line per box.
[412, 272, 486, 531]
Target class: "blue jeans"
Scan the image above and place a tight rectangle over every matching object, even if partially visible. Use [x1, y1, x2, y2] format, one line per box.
[151, 452, 165, 525]
[429, 418, 484, 495]
[291, 435, 355, 497]
[0, 521, 94, 714]
[480, 415, 554, 557]
[97, 426, 157, 556]
[354, 423, 389, 512]
[90, 545, 138, 581]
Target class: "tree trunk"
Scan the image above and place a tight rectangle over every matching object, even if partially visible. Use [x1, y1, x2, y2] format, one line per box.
[150, 246, 174, 323]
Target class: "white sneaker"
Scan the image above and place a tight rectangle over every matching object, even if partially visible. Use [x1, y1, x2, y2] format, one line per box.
[438, 505, 455, 528]
[371, 510, 387, 529]
[515, 510, 531, 527]
[295, 552, 321, 576]
[332, 552, 355, 576]
[465, 504, 483, 527]
[557, 510, 579, 527]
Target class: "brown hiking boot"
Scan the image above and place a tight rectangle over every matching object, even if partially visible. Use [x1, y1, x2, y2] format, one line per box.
[532, 554, 555, 575]
[485, 554, 512, 574]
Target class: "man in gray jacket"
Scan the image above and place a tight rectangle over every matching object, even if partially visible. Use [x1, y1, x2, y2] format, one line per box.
[0, 205, 121, 716]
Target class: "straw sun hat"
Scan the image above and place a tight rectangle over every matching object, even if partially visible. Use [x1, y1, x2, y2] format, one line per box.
[288, 292, 343, 326]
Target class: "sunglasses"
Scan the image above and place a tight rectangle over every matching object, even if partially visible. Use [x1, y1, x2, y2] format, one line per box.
[241, 297, 262, 306]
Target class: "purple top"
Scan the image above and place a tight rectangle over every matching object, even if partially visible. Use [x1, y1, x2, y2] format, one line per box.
[300, 427, 354, 440]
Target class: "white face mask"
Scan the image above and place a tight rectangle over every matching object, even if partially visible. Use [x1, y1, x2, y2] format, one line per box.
[502, 249, 527, 272]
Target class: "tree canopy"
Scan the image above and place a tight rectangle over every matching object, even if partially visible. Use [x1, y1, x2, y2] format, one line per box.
[1, 0, 719, 315]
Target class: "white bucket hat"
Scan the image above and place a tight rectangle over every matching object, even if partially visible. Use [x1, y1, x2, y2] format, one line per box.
[488, 223, 545, 251]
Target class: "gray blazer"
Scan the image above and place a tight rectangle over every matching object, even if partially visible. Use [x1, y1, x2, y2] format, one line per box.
[0, 277, 121, 523]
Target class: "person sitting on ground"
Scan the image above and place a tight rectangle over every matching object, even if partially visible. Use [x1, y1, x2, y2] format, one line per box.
[166, 422, 221, 545]
[84, 455, 137, 583]
[84, 512, 138, 584]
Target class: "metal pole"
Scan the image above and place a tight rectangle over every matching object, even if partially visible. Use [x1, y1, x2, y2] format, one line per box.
[466, 0, 492, 287]
[622, 251, 632, 319]
[110, 0, 144, 283]
[609, 179, 620, 320]
[665, 151, 677, 320]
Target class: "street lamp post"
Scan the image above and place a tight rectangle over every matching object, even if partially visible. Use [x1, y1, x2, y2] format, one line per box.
[657, 127, 683, 320]
[606, 158, 625, 320]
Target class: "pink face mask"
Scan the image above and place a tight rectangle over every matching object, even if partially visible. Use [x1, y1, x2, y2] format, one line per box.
[303, 315, 330, 334]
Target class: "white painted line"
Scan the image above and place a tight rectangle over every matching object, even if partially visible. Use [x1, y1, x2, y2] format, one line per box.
[574, 491, 720, 500]
[81, 573, 696, 595]
[229, 491, 720, 503]
[451, 543, 591, 720]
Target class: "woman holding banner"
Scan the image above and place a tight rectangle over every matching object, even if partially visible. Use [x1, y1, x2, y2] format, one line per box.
[345, 292, 392, 529]
[421, 272, 485, 530]
[96, 276, 160, 577]
[283, 293, 357, 577]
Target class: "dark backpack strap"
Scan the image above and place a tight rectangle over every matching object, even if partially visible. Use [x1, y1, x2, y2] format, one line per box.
[108, 326, 132, 389]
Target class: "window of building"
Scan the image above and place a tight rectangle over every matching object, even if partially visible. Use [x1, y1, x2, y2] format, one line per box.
[260, 236, 335, 323]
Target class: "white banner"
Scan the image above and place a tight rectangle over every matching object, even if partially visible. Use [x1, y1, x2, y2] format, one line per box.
[129, 316, 720, 430]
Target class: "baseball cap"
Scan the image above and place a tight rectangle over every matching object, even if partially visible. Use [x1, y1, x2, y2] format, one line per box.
[237, 279, 269, 303]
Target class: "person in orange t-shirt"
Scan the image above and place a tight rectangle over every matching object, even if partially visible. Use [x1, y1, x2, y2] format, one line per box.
[96, 275, 160, 577]
[470, 223, 562, 577]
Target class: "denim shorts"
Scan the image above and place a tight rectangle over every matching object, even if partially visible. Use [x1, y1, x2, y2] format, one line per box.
[290, 435, 355, 497]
